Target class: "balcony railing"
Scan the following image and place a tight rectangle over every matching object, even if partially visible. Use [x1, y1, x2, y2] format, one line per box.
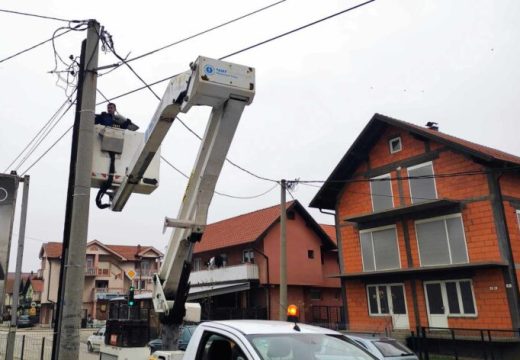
[135, 269, 154, 277]
[85, 267, 96, 276]
[92, 287, 125, 301]
[189, 263, 259, 285]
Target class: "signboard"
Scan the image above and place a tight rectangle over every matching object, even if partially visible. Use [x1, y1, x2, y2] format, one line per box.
[0, 173, 19, 315]
[126, 269, 136, 280]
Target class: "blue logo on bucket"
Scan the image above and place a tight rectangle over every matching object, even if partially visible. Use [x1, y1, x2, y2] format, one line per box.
[204, 64, 214, 76]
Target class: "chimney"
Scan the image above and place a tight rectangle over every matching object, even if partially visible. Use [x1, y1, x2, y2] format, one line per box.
[425, 122, 439, 131]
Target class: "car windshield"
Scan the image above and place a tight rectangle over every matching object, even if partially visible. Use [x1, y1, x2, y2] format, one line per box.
[371, 339, 414, 356]
[19, 315, 30, 320]
[248, 334, 374, 360]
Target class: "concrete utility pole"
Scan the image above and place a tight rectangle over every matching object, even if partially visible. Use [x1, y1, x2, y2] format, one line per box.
[5, 175, 30, 360]
[279, 179, 287, 320]
[53, 20, 99, 360]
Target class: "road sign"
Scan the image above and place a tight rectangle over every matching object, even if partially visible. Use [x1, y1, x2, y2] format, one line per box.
[126, 269, 136, 280]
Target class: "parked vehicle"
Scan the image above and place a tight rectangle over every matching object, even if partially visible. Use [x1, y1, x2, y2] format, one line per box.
[150, 320, 377, 360]
[346, 335, 418, 360]
[17, 315, 33, 328]
[87, 326, 106, 352]
[147, 324, 197, 353]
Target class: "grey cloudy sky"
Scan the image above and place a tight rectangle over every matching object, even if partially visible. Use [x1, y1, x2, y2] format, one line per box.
[1, 0, 519, 272]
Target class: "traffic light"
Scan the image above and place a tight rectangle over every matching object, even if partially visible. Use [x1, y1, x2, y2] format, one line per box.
[128, 286, 135, 306]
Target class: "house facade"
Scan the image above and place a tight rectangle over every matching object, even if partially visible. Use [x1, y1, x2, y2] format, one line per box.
[38, 240, 162, 325]
[311, 114, 520, 333]
[190, 200, 342, 328]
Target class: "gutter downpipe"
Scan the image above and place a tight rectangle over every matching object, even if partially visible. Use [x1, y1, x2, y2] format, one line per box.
[253, 248, 270, 320]
[320, 208, 349, 331]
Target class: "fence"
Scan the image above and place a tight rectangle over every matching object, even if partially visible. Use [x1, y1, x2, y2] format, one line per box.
[409, 327, 520, 360]
[309, 306, 343, 330]
[0, 329, 54, 360]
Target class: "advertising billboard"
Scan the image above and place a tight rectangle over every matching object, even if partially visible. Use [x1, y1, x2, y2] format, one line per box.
[0, 174, 19, 315]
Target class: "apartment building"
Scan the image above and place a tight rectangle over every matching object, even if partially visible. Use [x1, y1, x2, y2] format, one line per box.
[38, 240, 162, 325]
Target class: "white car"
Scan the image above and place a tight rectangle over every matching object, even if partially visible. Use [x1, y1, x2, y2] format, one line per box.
[346, 335, 418, 360]
[87, 326, 106, 352]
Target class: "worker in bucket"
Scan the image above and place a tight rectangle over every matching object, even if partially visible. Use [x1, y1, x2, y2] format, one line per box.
[95, 102, 139, 131]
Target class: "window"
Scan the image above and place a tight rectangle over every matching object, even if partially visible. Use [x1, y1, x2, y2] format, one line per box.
[407, 162, 437, 203]
[360, 226, 400, 271]
[193, 257, 202, 271]
[198, 332, 246, 360]
[415, 214, 468, 266]
[308, 250, 315, 259]
[370, 174, 394, 212]
[287, 210, 295, 220]
[309, 289, 321, 300]
[367, 284, 407, 316]
[389, 137, 402, 154]
[243, 249, 255, 264]
[425, 280, 476, 316]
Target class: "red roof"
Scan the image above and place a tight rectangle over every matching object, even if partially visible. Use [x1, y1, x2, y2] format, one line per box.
[4, 273, 31, 294]
[194, 202, 294, 253]
[320, 224, 337, 245]
[391, 117, 520, 165]
[40, 241, 162, 260]
[30, 279, 44, 293]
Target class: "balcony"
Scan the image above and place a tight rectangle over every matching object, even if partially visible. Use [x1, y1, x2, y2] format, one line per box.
[92, 287, 125, 301]
[189, 263, 259, 286]
[85, 267, 96, 276]
[135, 269, 154, 278]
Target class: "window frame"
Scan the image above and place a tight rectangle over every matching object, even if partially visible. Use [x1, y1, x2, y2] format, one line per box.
[242, 249, 254, 264]
[359, 225, 401, 272]
[423, 279, 477, 317]
[414, 213, 469, 267]
[369, 173, 395, 212]
[407, 161, 438, 204]
[389, 137, 402, 154]
[366, 283, 407, 316]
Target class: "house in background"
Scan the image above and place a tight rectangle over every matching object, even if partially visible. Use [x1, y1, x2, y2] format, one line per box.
[2, 272, 32, 320]
[38, 240, 162, 325]
[191, 200, 342, 328]
[311, 113, 520, 334]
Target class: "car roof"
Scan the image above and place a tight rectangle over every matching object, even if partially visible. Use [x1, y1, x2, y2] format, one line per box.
[203, 320, 342, 336]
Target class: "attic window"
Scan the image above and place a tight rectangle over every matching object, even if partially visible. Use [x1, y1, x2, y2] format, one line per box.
[389, 137, 402, 154]
[308, 250, 315, 259]
[287, 210, 295, 220]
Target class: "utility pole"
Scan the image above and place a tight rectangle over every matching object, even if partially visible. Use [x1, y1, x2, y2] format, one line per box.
[52, 20, 99, 360]
[279, 179, 287, 320]
[5, 175, 30, 360]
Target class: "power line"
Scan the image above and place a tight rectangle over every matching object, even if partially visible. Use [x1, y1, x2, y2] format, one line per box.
[95, 0, 287, 72]
[98, 0, 377, 104]
[219, 0, 376, 60]
[15, 97, 76, 172]
[20, 125, 73, 176]
[161, 155, 279, 199]
[0, 28, 73, 64]
[4, 94, 75, 172]
[0, 8, 77, 22]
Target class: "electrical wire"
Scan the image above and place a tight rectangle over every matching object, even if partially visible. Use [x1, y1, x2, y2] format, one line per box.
[3, 95, 74, 172]
[219, 0, 376, 60]
[14, 96, 76, 172]
[95, 0, 287, 72]
[161, 155, 279, 199]
[0, 8, 77, 22]
[20, 125, 73, 176]
[98, 0, 377, 104]
[0, 28, 73, 65]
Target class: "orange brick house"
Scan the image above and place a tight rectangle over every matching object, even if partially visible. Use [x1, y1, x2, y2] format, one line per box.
[310, 114, 520, 332]
[191, 200, 342, 327]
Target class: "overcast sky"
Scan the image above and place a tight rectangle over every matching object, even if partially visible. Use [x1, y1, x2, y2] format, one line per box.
[1, 0, 519, 272]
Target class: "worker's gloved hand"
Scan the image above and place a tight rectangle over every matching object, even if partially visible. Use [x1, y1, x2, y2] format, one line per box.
[123, 119, 139, 131]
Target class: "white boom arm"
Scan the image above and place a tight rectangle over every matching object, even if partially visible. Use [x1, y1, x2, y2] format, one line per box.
[110, 56, 255, 320]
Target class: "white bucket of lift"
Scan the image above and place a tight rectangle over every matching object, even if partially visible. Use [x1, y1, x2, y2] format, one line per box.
[91, 125, 160, 194]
